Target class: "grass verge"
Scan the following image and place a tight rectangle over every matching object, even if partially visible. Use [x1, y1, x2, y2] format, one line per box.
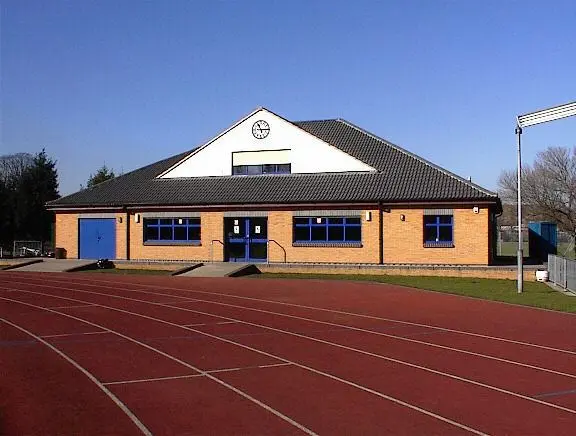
[258, 273, 576, 314]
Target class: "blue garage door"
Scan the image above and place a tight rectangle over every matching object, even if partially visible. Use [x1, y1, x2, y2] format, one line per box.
[79, 219, 116, 259]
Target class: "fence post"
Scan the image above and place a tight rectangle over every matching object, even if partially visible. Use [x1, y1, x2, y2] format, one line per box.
[564, 257, 568, 289]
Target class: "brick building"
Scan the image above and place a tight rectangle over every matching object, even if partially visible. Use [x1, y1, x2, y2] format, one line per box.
[48, 108, 501, 265]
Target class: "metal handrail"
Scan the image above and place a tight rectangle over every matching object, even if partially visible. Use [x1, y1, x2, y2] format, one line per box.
[267, 239, 286, 264]
[210, 239, 224, 263]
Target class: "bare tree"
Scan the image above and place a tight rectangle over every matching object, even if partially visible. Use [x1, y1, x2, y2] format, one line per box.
[499, 146, 576, 254]
[0, 153, 34, 184]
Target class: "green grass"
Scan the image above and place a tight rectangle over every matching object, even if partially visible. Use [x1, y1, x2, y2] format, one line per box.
[79, 268, 172, 275]
[258, 273, 576, 313]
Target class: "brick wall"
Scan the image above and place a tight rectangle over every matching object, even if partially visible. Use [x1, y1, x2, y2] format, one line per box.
[128, 212, 224, 261]
[54, 212, 78, 258]
[55, 206, 492, 265]
[383, 208, 489, 264]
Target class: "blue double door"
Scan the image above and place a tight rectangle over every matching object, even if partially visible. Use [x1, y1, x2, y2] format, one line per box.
[79, 218, 116, 259]
[225, 217, 268, 262]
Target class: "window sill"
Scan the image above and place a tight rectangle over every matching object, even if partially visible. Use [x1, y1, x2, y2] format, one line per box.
[293, 242, 362, 248]
[144, 241, 202, 246]
[423, 242, 454, 248]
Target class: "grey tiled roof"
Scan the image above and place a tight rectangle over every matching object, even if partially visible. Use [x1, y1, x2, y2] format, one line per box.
[48, 119, 499, 208]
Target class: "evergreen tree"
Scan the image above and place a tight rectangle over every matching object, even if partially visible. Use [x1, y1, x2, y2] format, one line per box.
[14, 149, 60, 242]
[87, 165, 115, 188]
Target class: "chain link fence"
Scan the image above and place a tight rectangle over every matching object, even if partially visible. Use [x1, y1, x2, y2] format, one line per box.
[547, 254, 576, 292]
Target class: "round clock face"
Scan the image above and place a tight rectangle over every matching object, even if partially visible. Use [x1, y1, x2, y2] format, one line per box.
[252, 120, 270, 139]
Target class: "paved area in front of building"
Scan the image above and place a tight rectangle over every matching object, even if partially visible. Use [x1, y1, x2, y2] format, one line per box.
[177, 262, 256, 277]
[6, 259, 97, 272]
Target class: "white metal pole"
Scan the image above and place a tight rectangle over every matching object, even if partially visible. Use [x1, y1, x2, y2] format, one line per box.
[516, 126, 523, 293]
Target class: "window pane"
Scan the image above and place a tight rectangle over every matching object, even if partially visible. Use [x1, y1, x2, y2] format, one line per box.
[328, 226, 344, 241]
[424, 226, 437, 242]
[439, 215, 452, 224]
[311, 226, 327, 241]
[346, 217, 361, 225]
[277, 164, 291, 174]
[247, 165, 262, 175]
[294, 227, 310, 241]
[159, 226, 173, 240]
[312, 217, 325, 225]
[160, 219, 172, 225]
[294, 217, 309, 226]
[232, 165, 246, 175]
[439, 226, 453, 242]
[144, 218, 158, 226]
[328, 218, 343, 224]
[174, 226, 187, 241]
[188, 218, 200, 226]
[262, 164, 275, 174]
[145, 225, 158, 241]
[345, 226, 361, 241]
[424, 216, 437, 225]
[189, 227, 201, 241]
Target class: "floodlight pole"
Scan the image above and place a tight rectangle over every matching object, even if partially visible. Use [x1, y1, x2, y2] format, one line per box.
[516, 126, 523, 293]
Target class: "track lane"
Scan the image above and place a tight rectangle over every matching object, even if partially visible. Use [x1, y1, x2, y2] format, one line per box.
[0, 286, 489, 435]
[0, 295, 318, 435]
[0, 318, 151, 435]
[3, 282, 576, 434]
[6, 275, 576, 382]
[17, 272, 576, 356]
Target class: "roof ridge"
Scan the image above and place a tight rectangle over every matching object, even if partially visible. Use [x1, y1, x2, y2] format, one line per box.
[293, 118, 340, 124]
[335, 119, 497, 197]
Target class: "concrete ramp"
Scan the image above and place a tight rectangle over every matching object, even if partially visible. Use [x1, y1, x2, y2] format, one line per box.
[6, 259, 98, 272]
[176, 263, 259, 277]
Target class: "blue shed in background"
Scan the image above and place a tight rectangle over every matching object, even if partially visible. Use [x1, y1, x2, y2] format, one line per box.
[528, 221, 557, 262]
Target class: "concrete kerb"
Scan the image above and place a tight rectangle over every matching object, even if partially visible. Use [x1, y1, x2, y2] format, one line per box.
[170, 263, 205, 276]
[1, 259, 44, 270]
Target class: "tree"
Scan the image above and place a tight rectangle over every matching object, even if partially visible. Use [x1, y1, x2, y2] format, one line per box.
[0, 153, 34, 185]
[86, 165, 115, 188]
[13, 149, 60, 242]
[498, 146, 576, 254]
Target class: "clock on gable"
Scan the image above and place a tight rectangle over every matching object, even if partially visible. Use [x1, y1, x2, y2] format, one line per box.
[252, 120, 270, 139]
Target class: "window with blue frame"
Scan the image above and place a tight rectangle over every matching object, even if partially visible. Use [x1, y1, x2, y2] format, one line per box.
[232, 163, 291, 175]
[293, 217, 361, 245]
[423, 215, 453, 247]
[144, 218, 201, 244]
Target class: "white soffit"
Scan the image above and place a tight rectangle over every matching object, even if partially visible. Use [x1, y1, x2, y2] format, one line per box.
[159, 108, 375, 178]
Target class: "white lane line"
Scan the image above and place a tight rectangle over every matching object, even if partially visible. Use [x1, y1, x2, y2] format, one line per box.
[5, 283, 576, 418]
[48, 304, 96, 309]
[182, 321, 237, 327]
[104, 363, 292, 386]
[12, 277, 575, 380]
[0, 289, 536, 434]
[104, 373, 203, 386]
[209, 362, 292, 374]
[0, 317, 153, 436]
[24, 274, 576, 356]
[0, 295, 318, 436]
[42, 331, 108, 338]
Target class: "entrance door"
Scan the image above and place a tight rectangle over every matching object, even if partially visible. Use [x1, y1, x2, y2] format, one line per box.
[79, 218, 116, 259]
[225, 217, 268, 262]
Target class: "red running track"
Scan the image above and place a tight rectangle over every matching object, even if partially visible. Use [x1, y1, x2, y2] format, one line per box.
[1, 271, 576, 435]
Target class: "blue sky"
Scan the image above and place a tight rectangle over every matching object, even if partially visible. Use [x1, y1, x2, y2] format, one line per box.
[1, 0, 575, 195]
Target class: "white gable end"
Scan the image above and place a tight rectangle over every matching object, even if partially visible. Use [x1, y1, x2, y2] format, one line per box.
[160, 108, 375, 178]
